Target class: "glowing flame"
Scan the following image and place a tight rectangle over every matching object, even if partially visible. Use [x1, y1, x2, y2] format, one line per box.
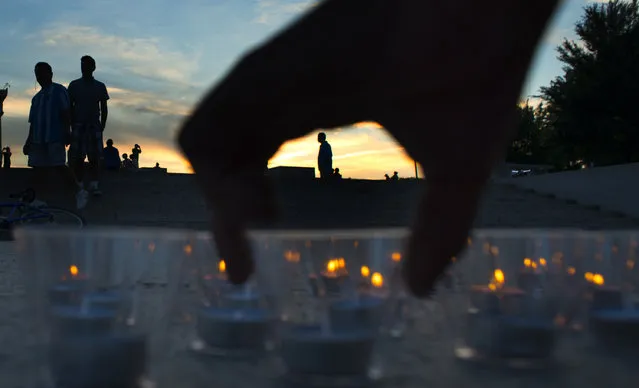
[361, 265, 370, 277]
[523, 258, 532, 268]
[327, 260, 338, 273]
[218, 260, 226, 273]
[627, 260, 635, 270]
[567, 266, 576, 275]
[493, 269, 505, 285]
[284, 250, 301, 263]
[592, 273, 605, 286]
[371, 272, 383, 288]
[391, 252, 402, 262]
[490, 246, 500, 256]
[585, 272, 594, 282]
[69, 265, 79, 277]
[183, 244, 193, 255]
[337, 258, 346, 269]
[539, 258, 547, 267]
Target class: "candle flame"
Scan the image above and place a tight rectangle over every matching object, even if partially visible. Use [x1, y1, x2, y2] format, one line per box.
[391, 252, 401, 262]
[337, 258, 346, 269]
[361, 265, 370, 277]
[539, 258, 547, 267]
[69, 265, 79, 277]
[327, 260, 338, 273]
[183, 244, 193, 256]
[567, 266, 576, 275]
[371, 272, 383, 288]
[284, 250, 301, 263]
[585, 272, 594, 282]
[523, 258, 532, 268]
[592, 273, 605, 286]
[493, 269, 505, 284]
[218, 260, 227, 273]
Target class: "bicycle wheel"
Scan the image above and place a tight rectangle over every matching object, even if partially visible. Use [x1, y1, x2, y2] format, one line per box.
[21, 206, 86, 228]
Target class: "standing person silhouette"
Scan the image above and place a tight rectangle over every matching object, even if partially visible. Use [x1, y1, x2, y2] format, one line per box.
[177, 0, 561, 296]
[131, 144, 142, 168]
[24, 62, 75, 207]
[1, 147, 11, 169]
[317, 132, 332, 179]
[68, 55, 110, 208]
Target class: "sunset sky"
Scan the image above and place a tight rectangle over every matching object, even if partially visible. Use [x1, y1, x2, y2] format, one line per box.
[0, 0, 606, 178]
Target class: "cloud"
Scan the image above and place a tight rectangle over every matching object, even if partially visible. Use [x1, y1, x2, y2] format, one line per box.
[29, 24, 200, 85]
[253, 0, 319, 24]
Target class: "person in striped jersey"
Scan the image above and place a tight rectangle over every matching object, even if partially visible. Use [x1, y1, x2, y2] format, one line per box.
[23, 62, 76, 208]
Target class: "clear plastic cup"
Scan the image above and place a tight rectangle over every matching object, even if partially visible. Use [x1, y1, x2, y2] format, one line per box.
[13, 226, 186, 388]
[449, 229, 586, 370]
[253, 228, 406, 387]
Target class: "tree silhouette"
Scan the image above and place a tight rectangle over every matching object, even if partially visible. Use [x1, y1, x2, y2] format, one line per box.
[507, 101, 551, 164]
[540, 0, 639, 166]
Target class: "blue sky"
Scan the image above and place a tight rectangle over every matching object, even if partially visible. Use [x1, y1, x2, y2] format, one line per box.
[0, 0, 605, 177]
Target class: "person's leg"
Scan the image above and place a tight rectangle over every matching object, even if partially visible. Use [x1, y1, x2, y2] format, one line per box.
[86, 129, 103, 195]
[68, 126, 90, 209]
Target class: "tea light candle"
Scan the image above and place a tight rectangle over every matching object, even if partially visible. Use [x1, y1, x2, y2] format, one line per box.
[82, 291, 122, 313]
[49, 334, 147, 388]
[196, 307, 272, 351]
[466, 287, 556, 358]
[50, 306, 116, 338]
[281, 325, 375, 377]
[48, 282, 86, 306]
[329, 296, 384, 333]
[224, 288, 261, 309]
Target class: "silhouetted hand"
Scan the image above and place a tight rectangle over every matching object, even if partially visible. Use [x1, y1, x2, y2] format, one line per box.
[178, 0, 560, 297]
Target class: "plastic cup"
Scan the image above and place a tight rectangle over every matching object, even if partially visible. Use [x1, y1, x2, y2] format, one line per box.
[13, 226, 186, 388]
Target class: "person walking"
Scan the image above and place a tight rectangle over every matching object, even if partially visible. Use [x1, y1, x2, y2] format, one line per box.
[68, 55, 110, 207]
[1, 147, 11, 168]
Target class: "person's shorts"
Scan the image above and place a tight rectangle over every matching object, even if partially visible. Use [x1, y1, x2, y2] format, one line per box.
[27, 142, 67, 167]
[69, 123, 103, 164]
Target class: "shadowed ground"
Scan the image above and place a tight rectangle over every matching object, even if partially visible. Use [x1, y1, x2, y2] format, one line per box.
[1, 168, 638, 231]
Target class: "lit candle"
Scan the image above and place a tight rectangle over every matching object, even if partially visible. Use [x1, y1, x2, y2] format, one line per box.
[195, 307, 274, 355]
[464, 269, 556, 360]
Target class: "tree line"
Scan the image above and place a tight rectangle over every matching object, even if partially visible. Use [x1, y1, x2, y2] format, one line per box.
[507, 0, 639, 170]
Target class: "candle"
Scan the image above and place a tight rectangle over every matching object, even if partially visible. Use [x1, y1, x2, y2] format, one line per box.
[48, 282, 86, 306]
[280, 325, 375, 377]
[589, 286, 623, 312]
[589, 309, 639, 352]
[329, 296, 384, 333]
[224, 288, 261, 309]
[49, 334, 147, 388]
[82, 290, 122, 313]
[50, 306, 116, 338]
[465, 287, 556, 359]
[196, 307, 273, 353]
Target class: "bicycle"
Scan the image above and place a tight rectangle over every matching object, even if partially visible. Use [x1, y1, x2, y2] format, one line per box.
[0, 188, 86, 234]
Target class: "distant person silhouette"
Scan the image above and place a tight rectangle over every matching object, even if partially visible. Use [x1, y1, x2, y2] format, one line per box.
[333, 167, 342, 180]
[154, 162, 160, 168]
[103, 139, 121, 171]
[1, 147, 11, 168]
[68, 55, 110, 205]
[391, 171, 399, 181]
[131, 144, 142, 168]
[384, 174, 390, 181]
[317, 132, 332, 179]
[121, 153, 134, 169]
